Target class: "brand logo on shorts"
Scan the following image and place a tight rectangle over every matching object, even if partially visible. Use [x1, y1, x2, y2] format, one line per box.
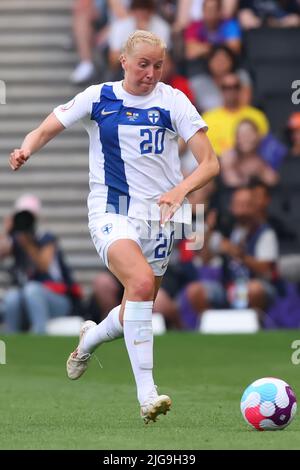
[101, 223, 113, 235]
[148, 110, 160, 124]
[161, 260, 169, 270]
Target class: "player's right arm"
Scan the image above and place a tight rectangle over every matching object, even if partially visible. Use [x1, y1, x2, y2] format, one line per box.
[9, 113, 65, 171]
[9, 84, 98, 171]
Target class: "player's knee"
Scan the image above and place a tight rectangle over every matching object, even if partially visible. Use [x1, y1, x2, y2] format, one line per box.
[127, 271, 155, 300]
[135, 325, 153, 370]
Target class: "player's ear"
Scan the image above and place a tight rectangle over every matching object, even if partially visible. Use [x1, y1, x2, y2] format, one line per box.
[119, 54, 127, 71]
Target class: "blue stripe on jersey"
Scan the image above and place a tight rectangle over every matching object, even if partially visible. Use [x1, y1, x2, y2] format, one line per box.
[90, 83, 175, 214]
[92, 84, 130, 214]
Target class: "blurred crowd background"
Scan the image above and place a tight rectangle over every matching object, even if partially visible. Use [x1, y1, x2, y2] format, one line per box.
[0, 0, 300, 334]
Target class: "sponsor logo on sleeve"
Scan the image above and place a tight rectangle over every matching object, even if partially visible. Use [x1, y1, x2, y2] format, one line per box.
[60, 98, 75, 111]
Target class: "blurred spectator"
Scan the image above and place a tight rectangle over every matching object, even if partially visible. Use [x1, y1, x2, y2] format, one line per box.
[174, 0, 238, 34]
[179, 212, 227, 328]
[161, 51, 196, 104]
[220, 119, 279, 187]
[144, 184, 202, 329]
[222, 0, 239, 19]
[84, 270, 123, 323]
[153, 277, 184, 329]
[173, 0, 204, 33]
[0, 195, 81, 334]
[156, 0, 178, 24]
[183, 186, 279, 324]
[190, 45, 252, 111]
[258, 132, 288, 170]
[249, 178, 298, 246]
[221, 187, 279, 313]
[184, 0, 241, 61]
[287, 112, 300, 157]
[71, 0, 130, 84]
[71, 0, 107, 84]
[108, 0, 171, 74]
[161, 182, 221, 329]
[250, 179, 273, 223]
[203, 73, 269, 156]
[238, 0, 300, 30]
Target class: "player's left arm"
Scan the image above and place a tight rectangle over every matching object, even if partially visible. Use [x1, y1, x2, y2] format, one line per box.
[159, 130, 219, 225]
[182, 129, 219, 194]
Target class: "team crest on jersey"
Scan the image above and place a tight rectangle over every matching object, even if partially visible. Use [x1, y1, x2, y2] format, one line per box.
[148, 110, 160, 124]
[101, 223, 113, 235]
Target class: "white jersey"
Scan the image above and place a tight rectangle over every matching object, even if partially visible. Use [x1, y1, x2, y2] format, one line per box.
[53, 81, 207, 223]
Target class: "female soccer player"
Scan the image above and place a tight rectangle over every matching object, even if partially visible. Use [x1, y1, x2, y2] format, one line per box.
[9, 30, 219, 424]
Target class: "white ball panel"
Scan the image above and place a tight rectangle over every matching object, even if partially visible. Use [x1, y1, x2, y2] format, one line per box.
[259, 401, 275, 417]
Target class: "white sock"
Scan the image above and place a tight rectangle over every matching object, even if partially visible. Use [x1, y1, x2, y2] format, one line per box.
[123, 300, 155, 405]
[81, 305, 123, 354]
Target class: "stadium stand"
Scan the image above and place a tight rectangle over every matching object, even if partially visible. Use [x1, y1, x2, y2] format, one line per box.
[243, 28, 300, 138]
[0, 0, 101, 303]
[0, 0, 300, 330]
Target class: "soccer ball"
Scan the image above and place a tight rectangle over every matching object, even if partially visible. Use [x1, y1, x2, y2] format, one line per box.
[240, 377, 297, 431]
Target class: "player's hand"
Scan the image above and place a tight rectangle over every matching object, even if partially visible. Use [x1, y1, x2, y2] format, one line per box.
[158, 187, 186, 227]
[9, 148, 30, 171]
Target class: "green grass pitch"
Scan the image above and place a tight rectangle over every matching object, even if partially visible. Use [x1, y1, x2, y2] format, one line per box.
[0, 331, 300, 449]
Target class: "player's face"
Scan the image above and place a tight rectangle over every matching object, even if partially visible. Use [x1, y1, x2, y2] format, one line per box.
[121, 43, 165, 96]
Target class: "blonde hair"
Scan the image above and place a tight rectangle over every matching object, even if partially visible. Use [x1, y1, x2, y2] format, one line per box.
[122, 30, 166, 56]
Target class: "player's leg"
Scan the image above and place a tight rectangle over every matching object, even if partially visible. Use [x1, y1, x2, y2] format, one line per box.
[66, 238, 154, 379]
[67, 215, 136, 378]
[108, 240, 171, 422]
[108, 239, 156, 407]
[80, 273, 162, 356]
[90, 234, 158, 343]
[23, 281, 71, 334]
[67, 217, 171, 420]
[154, 287, 183, 329]
[134, 276, 172, 423]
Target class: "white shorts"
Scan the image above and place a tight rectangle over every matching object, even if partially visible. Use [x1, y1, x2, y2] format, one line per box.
[89, 213, 180, 276]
